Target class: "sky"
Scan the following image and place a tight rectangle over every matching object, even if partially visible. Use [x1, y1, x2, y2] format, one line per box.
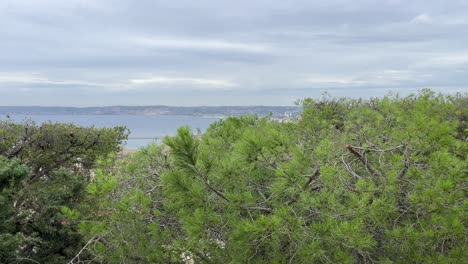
[0, 0, 467, 106]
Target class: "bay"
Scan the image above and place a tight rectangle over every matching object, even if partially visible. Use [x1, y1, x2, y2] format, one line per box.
[1, 114, 220, 149]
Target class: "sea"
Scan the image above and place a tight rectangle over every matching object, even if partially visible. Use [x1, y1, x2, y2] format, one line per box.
[1, 114, 221, 149]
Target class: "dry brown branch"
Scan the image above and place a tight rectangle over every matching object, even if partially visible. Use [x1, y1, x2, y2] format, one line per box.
[345, 144, 383, 179]
[303, 167, 320, 190]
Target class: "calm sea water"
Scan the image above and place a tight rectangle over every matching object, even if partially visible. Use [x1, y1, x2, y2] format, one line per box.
[1, 114, 220, 149]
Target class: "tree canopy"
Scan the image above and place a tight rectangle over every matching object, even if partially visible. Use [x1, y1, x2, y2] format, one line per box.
[0, 119, 128, 263]
[0, 90, 466, 263]
[75, 90, 467, 263]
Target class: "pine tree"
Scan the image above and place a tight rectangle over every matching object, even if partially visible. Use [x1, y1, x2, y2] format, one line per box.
[77, 90, 467, 263]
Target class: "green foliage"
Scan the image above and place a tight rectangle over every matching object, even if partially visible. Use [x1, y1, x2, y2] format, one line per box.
[0, 119, 128, 263]
[78, 144, 180, 263]
[78, 90, 467, 263]
[0, 157, 29, 261]
[0, 118, 128, 179]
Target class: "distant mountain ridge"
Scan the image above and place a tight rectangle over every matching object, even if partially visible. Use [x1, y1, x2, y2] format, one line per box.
[0, 105, 301, 118]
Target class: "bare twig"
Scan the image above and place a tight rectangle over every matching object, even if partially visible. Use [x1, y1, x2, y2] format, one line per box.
[351, 144, 405, 153]
[68, 235, 98, 264]
[342, 155, 362, 179]
[241, 205, 273, 214]
[7, 257, 41, 264]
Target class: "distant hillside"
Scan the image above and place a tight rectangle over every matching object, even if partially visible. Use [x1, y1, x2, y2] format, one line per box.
[0, 105, 301, 118]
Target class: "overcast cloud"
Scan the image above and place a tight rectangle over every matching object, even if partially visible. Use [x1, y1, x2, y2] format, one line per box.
[0, 0, 467, 106]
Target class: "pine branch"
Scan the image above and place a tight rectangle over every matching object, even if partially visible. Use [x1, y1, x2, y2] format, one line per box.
[310, 185, 323, 192]
[285, 167, 322, 205]
[303, 167, 320, 190]
[396, 160, 410, 179]
[346, 144, 383, 178]
[395, 146, 410, 189]
[192, 166, 230, 202]
[204, 179, 230, 202]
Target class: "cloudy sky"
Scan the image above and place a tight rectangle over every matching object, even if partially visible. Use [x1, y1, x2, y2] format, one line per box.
[0, 0, 467, 106]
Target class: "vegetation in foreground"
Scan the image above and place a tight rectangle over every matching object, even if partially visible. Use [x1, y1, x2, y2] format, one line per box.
[0, 90, 467, 263]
